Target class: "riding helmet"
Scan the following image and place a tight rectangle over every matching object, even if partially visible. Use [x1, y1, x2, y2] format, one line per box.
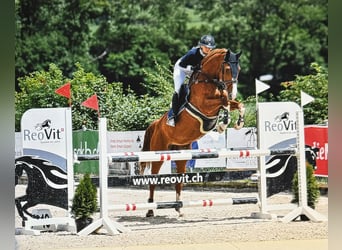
[198, 35, 216, 49]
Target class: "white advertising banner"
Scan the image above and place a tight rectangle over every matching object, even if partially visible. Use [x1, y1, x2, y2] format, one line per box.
[107, 131, 171, 175]
[107, 131, 145, 153]
[226, 127, 258, 169]
[192, 131, 226, 168]
[106, 128, 259, 172]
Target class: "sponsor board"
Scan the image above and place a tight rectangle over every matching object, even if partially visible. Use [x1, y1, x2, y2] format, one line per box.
[304, 125, 328, 177]
[258, 102, 300, 152]
[17, 108, 74, 230]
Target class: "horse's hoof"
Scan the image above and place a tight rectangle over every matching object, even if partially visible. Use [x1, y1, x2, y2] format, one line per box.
[175, 208, 184, 217]
[146, 210, 154, 217]
[215, 123, 227, 133]
[234, 120, 244, 130]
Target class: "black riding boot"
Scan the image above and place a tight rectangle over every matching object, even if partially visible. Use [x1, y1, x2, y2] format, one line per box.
[172, 92, 180, 119]
[167, 92, 179, 127]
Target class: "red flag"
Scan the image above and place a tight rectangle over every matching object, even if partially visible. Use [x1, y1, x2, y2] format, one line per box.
[81, 94, 99, 111]
[55, 82, 71, 99]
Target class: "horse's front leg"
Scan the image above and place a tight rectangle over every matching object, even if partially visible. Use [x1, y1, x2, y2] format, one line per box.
[234, 102, 245, 130]
[216, 105, 231, 133]
[227, 100, 245, 130]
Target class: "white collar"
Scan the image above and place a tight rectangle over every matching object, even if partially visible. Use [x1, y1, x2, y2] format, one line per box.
[199, 48, 206, 57]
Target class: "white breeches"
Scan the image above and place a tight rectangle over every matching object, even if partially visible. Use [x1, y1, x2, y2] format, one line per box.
[173, 59, 192, 94]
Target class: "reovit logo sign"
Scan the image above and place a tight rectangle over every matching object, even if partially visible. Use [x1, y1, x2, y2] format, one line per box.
[264, 111, 297, 133]
[23, 119, 65, 143]
[257, 102, 301, 149]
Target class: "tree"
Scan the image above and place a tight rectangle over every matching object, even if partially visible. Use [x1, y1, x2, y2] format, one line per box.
[71, 173, 97, 231]
[194, 0, 328, 97]
[15, 0, 103, 91]
[15, 0, 328, 129]
[15, 63, 169, 132]
[90, 0, 188, 95]
[292, 163, 320, 209]
[277, 63, 328, 125]
[16, 0, 327, 100]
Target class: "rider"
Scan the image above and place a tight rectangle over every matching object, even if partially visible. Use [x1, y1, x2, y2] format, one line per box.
[167, 34, 216, 127]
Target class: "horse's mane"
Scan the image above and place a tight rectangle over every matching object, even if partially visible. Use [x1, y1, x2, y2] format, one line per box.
[200, 48, 228, 73]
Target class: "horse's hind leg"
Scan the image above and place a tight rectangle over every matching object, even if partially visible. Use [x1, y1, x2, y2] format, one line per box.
[146, 184, 156, 217]
[140, 162, 155, 217]
[146, 161, 163, 217]
[175, 160, 187, 217]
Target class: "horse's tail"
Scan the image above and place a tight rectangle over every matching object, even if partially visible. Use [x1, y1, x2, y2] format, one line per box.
[140, 121, 156, 174]
[142, 122, 154, 152]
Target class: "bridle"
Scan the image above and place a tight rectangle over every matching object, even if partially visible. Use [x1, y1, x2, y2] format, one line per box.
[189, 50, 240, 94]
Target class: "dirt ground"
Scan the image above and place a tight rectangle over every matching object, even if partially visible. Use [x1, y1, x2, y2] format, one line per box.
[15, 185, 328, 250]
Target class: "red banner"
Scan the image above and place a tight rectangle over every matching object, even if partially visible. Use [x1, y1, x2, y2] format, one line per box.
[304, 125, 328, 177]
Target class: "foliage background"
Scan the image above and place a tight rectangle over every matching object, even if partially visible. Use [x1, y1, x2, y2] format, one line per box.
[15, 0, 328, 131]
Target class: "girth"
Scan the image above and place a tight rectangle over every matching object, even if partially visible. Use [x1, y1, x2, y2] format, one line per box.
[184, 102, 218, 134]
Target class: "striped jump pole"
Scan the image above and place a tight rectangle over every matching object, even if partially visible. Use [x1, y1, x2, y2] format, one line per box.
[77, 148, 297, 163]
[108, 197, 258, 212]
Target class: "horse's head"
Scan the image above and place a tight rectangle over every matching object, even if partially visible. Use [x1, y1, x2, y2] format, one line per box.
[220, 50, 242, 100]
[199, 49, 242, 100]
[224, 50, 242, 84]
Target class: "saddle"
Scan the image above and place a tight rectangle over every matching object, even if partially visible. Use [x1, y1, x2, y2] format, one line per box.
[167, 83, 218, 133]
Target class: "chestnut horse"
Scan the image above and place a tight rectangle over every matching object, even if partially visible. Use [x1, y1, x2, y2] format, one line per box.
[140, 48, 244, 217]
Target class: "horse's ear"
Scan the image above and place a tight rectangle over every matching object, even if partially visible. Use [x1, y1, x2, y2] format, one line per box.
[237, 51, 242, 58]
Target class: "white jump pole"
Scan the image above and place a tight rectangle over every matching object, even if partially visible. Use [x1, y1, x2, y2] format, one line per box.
[108, 197, 258, 212]
[281, 110, 327, 222]
[77, 118, 129, 236]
